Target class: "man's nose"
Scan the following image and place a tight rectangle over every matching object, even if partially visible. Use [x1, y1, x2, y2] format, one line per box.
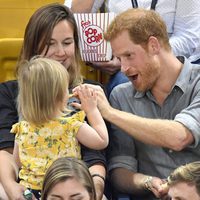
[121, 61, 130, 73]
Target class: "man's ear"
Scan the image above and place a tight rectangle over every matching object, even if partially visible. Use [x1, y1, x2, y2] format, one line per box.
[147, 36, 160, 55]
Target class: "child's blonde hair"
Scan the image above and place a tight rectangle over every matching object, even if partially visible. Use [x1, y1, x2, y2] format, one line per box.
[18, 57, 69, 124]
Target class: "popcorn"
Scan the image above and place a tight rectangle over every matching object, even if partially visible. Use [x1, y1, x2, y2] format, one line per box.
[74, 13, 115, 62]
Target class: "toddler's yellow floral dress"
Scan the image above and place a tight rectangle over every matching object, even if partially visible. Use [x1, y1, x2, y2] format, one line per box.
[11, 111, 85, 190]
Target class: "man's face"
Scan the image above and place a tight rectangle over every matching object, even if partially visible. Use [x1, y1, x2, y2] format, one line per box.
[110, 30, 160, 92]
[168, 182, 200, 200]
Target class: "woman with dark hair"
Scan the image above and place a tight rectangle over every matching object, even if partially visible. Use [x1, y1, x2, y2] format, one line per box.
[17, 3, 82, 88]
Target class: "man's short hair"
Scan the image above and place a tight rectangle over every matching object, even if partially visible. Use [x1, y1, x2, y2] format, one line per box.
[104, 8, 171, 51]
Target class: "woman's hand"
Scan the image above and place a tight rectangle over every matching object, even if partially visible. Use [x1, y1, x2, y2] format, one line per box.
[86, 56, 121, 75]
[4, 181, 25, 200]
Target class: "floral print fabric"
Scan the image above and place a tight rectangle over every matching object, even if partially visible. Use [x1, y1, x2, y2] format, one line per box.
[11, 111, 85, 190]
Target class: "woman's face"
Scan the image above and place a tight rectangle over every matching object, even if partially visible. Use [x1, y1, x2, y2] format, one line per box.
[47, 178, 91, 200]
[42, 20, 75, 70]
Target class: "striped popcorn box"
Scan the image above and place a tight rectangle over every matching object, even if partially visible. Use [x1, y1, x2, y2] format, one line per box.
[74, 12, 115, 62]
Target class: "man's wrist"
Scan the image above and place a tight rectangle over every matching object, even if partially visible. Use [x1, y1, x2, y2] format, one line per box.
[143, 176, 153, 191]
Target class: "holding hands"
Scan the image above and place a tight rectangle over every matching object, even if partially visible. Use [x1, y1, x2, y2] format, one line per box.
[72, 84, 109, 150]
[71, 85, 98, 114]
[72, 84, 111, 118]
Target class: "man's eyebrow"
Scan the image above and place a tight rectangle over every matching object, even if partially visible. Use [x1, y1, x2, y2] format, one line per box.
[123, 50, 135, 54]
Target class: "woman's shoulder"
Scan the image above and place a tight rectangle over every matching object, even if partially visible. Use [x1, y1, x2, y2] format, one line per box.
[0, 80, 18, 95]
[0, 80, 18, 103]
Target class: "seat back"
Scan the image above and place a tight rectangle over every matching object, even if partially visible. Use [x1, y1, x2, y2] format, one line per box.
[0, 38, 23, 82]
[0, 0, 64, 83]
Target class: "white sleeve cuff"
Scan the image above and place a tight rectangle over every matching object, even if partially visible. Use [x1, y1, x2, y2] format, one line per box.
[64, 0, 72, 8]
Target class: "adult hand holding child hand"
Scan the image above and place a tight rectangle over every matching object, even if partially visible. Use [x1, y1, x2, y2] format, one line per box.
[72, 84, 112, 118]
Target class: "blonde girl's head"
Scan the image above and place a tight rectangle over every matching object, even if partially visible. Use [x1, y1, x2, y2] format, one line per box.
[18, 57, 69, 124]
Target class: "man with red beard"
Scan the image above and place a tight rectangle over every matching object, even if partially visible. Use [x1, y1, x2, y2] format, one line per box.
[73, 8, 200, 200]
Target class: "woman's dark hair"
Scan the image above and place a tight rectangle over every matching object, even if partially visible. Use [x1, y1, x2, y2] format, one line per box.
[16, 3, 82, 88]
